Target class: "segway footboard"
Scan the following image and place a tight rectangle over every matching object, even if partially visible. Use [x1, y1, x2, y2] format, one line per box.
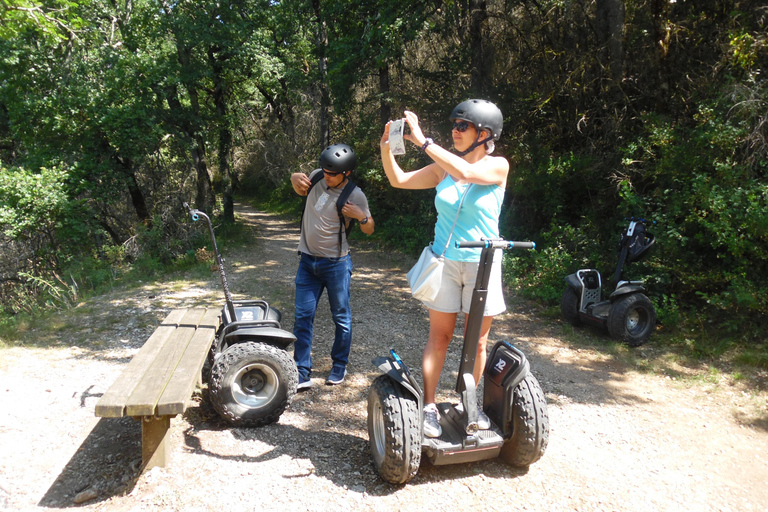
[423, 406, 504, 465]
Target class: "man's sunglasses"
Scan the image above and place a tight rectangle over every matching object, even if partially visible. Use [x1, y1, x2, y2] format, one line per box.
[452, 120, 472, 132]
[323, 169, 344, 176]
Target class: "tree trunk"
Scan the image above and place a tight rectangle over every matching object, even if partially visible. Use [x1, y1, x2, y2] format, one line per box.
[159, 0, 215, 213]
[117, 156, 151, 226]
[469, 0, 489, 95]
[313, 0, 330, 147]
[157, 84, 215, 213]
[210, 49, 235, 224]
[651, 0, 671, 112]
[596, 0, 625, 84]
[379, 64, 391, 126]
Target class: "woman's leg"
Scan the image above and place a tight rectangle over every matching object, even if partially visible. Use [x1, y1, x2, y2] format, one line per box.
[423, 309, 458, 405]
[468, 315, 495, 386]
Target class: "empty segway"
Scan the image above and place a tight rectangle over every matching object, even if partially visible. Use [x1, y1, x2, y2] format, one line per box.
[561, 218, 657, 347]
[184, 203, 298, 427]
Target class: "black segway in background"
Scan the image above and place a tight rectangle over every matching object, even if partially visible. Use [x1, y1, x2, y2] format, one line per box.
[560, 218, 657, 347]
[367, 239, 549, 484]
[185, 203, 298, 427]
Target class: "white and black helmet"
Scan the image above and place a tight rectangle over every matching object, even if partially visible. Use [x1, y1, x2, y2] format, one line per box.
[450, 99, 504, 141]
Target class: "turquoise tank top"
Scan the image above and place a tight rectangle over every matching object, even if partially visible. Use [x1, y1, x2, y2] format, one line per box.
[432, 175, 505, 262]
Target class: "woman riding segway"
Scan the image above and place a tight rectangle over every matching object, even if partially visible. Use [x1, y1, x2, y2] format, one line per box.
[380, 99, 509, 437]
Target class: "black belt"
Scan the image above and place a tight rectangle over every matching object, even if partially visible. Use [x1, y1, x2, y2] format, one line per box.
[299, 252, 348, 262]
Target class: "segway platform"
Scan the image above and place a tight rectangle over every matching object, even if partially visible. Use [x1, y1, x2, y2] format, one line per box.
[424, 404, 505, 465]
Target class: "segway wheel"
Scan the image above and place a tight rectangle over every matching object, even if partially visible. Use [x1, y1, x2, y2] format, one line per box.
[498, 373, 549, 467]
[560, 287, 583, 327]
[202, 324, 224, 383]
[209, 341, 298, 427]
[367, 375, 421, 484]
[607, 293, 656, 347]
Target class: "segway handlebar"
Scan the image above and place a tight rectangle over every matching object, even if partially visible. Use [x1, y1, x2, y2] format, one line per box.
[184, 202, 207, 223]
[455, 239, 536, 250]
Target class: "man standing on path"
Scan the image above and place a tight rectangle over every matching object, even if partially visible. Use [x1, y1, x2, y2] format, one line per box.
[290, 143, 375, 389]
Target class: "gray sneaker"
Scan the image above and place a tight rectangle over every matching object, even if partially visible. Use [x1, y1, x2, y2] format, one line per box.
[326, 366, 347, 385]
[423, 404, 442, 438]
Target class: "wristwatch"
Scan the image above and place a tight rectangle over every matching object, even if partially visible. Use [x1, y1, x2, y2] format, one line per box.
[360, 216, 369, 225]
[421, 138, 433, 152]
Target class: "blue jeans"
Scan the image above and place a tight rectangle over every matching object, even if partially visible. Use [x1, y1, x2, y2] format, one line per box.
[293, 253, 353, 379]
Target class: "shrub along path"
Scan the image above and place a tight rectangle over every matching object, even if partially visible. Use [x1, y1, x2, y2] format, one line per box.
[1, 203, 767, 511]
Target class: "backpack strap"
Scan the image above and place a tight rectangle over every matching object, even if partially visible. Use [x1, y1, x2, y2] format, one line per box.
[335, 179, 358, 256]
[308, 170, 325, 191]
[299, 170, 326, 239]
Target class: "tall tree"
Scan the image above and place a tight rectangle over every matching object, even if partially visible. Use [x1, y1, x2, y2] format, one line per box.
[312, 0, 330, 147]
[468, 0, 490, 94]
[596, 0, 625, 83]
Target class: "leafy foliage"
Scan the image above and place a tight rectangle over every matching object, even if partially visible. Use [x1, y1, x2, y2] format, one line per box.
[0, 0, 766, 349]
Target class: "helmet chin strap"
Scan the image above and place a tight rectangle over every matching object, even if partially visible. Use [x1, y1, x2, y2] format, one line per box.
[455, 133, 494, 157]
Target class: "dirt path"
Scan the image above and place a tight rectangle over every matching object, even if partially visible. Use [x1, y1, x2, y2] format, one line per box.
[1, 204, 767, 512]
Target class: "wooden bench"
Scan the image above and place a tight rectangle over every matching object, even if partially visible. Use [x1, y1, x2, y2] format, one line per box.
[95, 308, 220, 470]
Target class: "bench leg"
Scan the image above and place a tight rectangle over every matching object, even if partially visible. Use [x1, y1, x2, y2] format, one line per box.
[141, 416, 171, 469]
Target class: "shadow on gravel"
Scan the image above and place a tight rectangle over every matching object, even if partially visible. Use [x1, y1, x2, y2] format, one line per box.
[39, 417, 141, 508]
[183, 418, 532, 495]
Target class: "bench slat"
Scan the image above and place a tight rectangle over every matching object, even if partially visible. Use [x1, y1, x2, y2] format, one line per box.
[157, 308, 220, 416]
[124, 308, 205, 417]
[95, 309, 188, 418]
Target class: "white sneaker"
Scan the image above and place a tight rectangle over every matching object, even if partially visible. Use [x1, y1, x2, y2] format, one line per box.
[423, 404, 442, 438]
[477, 409, 491, 430]
[455, 402, 491, 430]
[297, 376, 313, 390]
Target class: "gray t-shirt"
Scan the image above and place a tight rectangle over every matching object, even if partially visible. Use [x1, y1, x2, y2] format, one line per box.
[298, 169, 370, 258]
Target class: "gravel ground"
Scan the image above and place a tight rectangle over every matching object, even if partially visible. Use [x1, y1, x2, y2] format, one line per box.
[1, 204, 767, 512]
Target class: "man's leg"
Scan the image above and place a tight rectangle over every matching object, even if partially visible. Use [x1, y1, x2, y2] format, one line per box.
[293, 256, 324, 381]
[325, 255, 353, 373]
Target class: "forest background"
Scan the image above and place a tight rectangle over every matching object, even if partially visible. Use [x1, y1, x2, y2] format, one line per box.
[1, 0, 766, 366]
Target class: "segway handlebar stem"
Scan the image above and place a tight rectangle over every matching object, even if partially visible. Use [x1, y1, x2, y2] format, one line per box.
[183, 202, 237, 321]
[453, 238, 534, 398]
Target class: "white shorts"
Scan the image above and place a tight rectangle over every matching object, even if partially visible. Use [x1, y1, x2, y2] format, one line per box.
[421, 249, 506, 316]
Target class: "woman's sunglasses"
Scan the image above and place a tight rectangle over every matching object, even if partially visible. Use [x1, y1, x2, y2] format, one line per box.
[452, 120, 472, 132]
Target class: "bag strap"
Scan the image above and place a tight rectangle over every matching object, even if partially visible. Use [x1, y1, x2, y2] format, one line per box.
[299, 170, 325, 234]
[335, 179, 357, 256]
[437, 184, 471, 257]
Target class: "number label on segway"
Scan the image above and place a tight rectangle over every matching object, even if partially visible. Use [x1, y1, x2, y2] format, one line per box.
[487, 351, 518, 387]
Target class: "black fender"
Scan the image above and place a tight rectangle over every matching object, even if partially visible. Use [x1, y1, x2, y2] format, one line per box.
[483, 341, 530, 437]
[609, 284, 646, 301]
[221, 326, 296, 351]
[372, 356, 422, 402]
[564, 273, 582, 291]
